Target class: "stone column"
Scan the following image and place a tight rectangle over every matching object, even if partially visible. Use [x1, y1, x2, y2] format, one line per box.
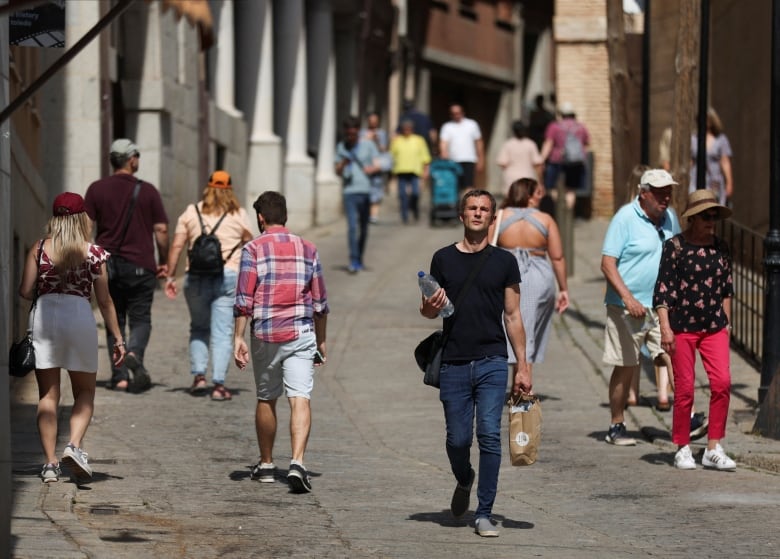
[236, 0, 281, 217]
[315, 50, 341, 225]
[276, 0, 314, 231]
[212, 0, 242, 118]
[307, 0, 340, 224]
[334, 14, 358, 137]
[58, 1, 102, 193]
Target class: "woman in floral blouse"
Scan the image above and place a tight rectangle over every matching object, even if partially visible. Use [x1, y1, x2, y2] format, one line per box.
[653, 189, 735, 471]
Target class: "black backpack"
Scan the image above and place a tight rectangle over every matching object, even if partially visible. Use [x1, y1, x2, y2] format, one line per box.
[188, 205, 240, 276]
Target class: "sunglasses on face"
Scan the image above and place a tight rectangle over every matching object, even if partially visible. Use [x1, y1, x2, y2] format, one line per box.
[698, 211, 719, 222]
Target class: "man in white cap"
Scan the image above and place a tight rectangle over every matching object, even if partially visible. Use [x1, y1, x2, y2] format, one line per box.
[539, 101, 590, 210]
[85, 139, 169, 392]
[600, 169, 684, 445]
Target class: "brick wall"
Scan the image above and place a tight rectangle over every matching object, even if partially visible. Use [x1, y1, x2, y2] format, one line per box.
[554, 0, 614, 217]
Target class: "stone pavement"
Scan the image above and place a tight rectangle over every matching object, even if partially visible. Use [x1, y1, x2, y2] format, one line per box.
[9, 198, 780, 558]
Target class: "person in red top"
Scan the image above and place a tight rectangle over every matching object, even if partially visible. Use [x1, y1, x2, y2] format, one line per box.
[19, 193, 126, 483]
[540, 102, 591, 211]
[233, 191, 329, 493]
[84, 139, 169, 392]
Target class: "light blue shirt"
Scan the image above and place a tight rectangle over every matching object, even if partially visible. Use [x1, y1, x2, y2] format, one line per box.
[335, 139, 380, 195]
[602, 196, 681, 307]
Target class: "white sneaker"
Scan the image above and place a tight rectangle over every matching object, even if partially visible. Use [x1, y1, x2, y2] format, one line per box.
[475, 517, 499, 537]
[62, 443, 92, 480]
[674, 445, 696, 470]
[702, 444, 737, 471]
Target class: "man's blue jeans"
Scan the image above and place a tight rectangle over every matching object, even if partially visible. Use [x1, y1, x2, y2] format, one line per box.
[396, 173, 419, 223]
[183, 270, 237, 385]
[343, 192, 371, 266]
[439, 356, 508, 519]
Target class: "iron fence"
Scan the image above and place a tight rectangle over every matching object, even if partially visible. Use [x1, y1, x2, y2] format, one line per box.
[718, 219, 764, 370]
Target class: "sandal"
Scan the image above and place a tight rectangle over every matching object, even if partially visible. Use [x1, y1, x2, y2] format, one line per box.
[112, 379, 129, 392]
[189, 374, 208, 395]
[655, 400, 672, 412]
[211, 384, 232, 401]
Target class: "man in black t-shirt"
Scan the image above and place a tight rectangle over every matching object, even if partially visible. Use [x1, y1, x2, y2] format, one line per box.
[420, 190, 530, 538]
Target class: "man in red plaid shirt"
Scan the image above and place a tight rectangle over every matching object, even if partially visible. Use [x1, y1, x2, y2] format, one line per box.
[233, 191, 329, 493]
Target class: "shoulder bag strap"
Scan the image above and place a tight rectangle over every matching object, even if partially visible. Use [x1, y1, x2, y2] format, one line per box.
[33, 238, 44, 305]
[29, 238, 45, 335]
[194, 204, 206, 234]
[223, 240, 243, 263]
[348, 143, 365, 171]
[210, 210, 229, 235]
[195, 205, 238, 263]
[195, 204, 229, 236]
[441, 245, 494, 345]
[115, 180, 142, 251]
[213, 210, 240, 263]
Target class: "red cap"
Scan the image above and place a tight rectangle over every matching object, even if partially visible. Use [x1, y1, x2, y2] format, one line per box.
[208, 170, 232, 189]
[52, 192, 86, 216]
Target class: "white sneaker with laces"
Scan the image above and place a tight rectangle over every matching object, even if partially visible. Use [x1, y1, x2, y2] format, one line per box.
[41, 463, 61, 483]
[62, 443, 92, 480]
[702, 444, 736, 471]
[674, 445, 696, 470]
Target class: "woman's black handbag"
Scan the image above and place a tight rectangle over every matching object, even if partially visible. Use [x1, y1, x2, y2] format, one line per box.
[8, 239, 44, 378]
[9, 333, 35, 377]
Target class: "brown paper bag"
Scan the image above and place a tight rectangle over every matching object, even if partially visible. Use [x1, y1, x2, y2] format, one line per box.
[507, 394, 541, 466]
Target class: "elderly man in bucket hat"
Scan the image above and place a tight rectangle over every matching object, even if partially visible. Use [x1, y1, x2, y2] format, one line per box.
[600, 169, 682, 445]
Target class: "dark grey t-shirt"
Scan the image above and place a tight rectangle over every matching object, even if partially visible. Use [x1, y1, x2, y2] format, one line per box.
[430, 244, 521, 362]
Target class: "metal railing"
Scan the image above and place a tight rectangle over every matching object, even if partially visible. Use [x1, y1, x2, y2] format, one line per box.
[718, 219, 765, 370]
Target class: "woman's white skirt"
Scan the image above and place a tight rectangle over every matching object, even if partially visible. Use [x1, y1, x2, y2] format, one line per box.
[31, 293, 98, 372]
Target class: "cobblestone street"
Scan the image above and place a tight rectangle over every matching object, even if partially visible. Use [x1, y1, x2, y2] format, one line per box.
[10, 200, 780, 558]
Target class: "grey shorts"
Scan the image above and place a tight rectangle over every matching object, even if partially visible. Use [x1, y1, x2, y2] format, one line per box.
[250, 329, 317, 400]
[602, 304, 664, 367]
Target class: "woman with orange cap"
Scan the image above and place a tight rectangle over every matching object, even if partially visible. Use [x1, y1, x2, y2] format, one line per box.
[19, 192, 126, 483]
[166, 171, 253, 401]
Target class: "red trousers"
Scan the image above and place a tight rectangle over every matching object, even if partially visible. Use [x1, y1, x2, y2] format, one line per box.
[670, 328, 731, 446]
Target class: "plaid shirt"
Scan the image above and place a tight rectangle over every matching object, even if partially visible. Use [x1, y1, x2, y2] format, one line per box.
[234, 226, 329, 343]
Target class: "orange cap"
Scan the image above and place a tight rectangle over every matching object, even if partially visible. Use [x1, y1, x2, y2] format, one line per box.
[208, 170, 232, 189]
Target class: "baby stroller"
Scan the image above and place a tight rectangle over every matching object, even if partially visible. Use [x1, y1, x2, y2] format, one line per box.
[428, 159, 462, 226]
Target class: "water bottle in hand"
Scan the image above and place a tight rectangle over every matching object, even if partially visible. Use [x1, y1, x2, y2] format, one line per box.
[418, 271, 454, 318]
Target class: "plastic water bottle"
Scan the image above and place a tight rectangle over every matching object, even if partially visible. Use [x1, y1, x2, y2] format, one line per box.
[418, 271, 454, 318]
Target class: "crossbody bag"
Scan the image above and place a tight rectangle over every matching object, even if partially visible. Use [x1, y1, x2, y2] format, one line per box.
[414, 246, 494, 388]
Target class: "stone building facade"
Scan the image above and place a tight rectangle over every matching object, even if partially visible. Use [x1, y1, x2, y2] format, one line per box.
[553, 0, 614, 218]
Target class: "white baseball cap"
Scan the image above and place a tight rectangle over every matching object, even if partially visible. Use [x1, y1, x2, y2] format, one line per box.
[110, 138, 139, 156]
[640, 169, 678, 188]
